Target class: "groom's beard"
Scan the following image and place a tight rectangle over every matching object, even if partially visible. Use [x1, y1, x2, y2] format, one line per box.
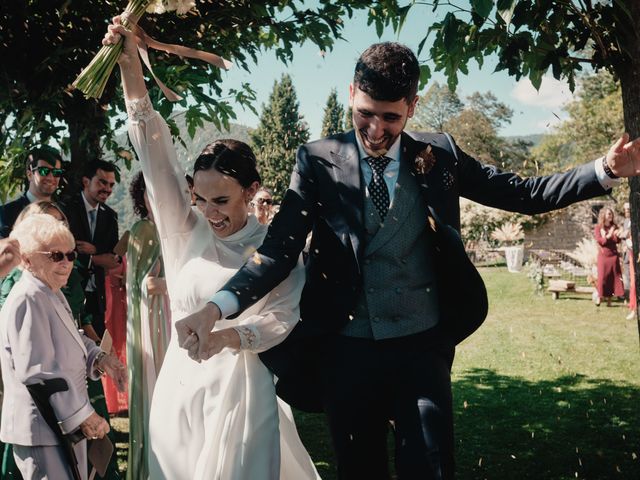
[355, 128, 390, 158]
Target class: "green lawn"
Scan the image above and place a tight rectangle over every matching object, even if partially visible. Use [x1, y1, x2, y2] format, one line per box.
[114, 267, 640, 479]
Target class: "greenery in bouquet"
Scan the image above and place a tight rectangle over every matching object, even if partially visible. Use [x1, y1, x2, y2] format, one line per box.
[73, 0, 198, 100]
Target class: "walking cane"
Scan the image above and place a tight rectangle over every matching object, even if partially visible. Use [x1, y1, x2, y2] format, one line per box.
[26, 378, 84, 480]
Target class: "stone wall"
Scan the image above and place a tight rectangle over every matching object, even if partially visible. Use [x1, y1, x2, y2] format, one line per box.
[524, 199, 619, 252]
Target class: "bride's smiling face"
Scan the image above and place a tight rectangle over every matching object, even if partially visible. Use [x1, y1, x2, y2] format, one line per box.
[193, 168, 258, 238]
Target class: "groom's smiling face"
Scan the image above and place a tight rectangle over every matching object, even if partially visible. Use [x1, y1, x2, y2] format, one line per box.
[349, 85, 418, 156]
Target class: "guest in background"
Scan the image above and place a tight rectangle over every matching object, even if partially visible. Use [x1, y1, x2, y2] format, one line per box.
[0, 201, 123, 480]
[0, 146, 64, 238]
[103, 261, 129, 415]
[62, 160, 120, 338]
[251, 187, 275, 225]
[620, 202, 636, 320]
[0, 213, 125, 480]
[594, 206, 625, 307]
[0, 239, 20, 278]
[125, 172, 171, 480]
[621, 203, 632, 295]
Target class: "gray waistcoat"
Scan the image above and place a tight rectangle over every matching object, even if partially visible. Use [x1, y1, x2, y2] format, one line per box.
[341, 162, 440, 339]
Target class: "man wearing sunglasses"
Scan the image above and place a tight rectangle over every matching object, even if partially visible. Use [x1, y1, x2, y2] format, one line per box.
[0, 146, 64, 239]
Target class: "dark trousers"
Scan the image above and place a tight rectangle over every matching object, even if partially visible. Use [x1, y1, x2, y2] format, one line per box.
[321, 328, 455, 480]
[84, 290, 105, 337]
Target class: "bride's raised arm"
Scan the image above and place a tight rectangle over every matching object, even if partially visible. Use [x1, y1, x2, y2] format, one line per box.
[103, 17, 195, 242]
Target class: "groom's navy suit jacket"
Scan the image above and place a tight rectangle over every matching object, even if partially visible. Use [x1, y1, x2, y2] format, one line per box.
[223, 130, 608, 411]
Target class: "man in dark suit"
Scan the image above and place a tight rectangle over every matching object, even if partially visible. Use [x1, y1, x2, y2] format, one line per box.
[62, 159, 120, 338]
[176, 43, 640, 479]
[0, 146, 64, 238]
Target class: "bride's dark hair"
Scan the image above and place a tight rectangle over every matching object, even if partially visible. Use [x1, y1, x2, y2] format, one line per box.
[193, 139, 261, 188]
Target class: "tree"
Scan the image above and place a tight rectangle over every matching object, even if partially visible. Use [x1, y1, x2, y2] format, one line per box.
[251, 74, 309, 200]
[410, 83, 534, 175]
[532, 70, 626, 200]
[411, 81, 463, 131]
[0, 0, 385, 199]
[344, 106, 354, 131]
[321, 88, 344, 137]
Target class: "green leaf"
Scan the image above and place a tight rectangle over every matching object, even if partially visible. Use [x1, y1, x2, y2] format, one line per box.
[417, 34, 430, 57]
[471, 0, 494, 19]
[529, 68, 544, 91]
[441, 13, 458, 52]
[497, 0, 519, 26]
[419, 64, 432, 91]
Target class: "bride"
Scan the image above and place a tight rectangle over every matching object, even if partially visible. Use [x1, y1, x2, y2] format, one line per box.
[104, 18, 319, 480]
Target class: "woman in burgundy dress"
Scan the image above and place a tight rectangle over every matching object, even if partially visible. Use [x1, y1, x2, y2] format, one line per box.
[594, 207, 624, 306]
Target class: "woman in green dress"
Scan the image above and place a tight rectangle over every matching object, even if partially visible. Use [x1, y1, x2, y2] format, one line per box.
[125, 172, 171, 480]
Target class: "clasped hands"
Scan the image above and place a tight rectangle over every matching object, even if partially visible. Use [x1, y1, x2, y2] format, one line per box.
[80, 411, 110, 441]
[175, 303, 240, 362]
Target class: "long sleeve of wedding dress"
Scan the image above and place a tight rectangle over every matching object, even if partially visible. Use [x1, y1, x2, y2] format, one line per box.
[126, 94, 305, 353]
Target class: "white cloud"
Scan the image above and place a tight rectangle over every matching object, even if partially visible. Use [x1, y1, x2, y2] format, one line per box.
[511, 75, 575, 108]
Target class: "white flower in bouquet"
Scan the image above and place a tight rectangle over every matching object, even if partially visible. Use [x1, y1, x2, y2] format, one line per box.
[146, 0, 167, 14]
[147, 0, 196, 15]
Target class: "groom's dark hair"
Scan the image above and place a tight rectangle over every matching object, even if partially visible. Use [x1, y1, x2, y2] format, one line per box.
[353, 42, 420, 103]
[194, 139, 261, 188]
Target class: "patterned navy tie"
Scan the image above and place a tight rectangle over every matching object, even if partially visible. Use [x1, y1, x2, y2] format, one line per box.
[366, 156, 391, 220]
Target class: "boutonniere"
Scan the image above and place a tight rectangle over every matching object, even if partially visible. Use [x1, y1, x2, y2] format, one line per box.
[414, 144, 436, 175]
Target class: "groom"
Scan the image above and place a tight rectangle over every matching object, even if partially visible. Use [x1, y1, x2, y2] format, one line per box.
[177, 43, 640, 479]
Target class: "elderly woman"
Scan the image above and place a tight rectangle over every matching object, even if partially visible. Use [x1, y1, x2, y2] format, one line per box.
[0, 213, 125, 480]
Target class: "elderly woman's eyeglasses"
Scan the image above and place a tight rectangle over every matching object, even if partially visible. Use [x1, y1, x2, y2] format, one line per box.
[31, 166, 65, 178]
[255, 198, 273, 206]
[36, 251, 77, 262]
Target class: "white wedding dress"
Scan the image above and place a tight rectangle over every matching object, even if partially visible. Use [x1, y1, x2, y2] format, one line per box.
[127, 94, 320, 480]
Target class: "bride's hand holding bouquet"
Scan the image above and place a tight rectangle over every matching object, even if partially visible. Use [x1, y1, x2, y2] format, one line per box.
[76, 0, 230, 101]
[102, 16, 147, 101]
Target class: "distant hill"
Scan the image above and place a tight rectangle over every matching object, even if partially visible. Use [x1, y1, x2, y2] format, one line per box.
[504, 133, 545, 147]
[104, 111, 251, 234]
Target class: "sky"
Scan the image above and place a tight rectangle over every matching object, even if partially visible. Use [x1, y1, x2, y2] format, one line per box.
[217, 7, 577, 141]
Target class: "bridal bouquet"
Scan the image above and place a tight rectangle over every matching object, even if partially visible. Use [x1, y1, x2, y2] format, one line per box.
[73, 0, 200, 99]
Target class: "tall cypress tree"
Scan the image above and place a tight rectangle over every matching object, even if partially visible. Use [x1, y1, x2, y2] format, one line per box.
[320, 88, 344, 137]
[344, 106, 354, 130]
[251, 74, 310, 201]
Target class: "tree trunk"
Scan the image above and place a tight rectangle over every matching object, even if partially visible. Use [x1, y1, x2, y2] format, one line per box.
[617, 1, 640, 342]
[64, 93, 108, 194]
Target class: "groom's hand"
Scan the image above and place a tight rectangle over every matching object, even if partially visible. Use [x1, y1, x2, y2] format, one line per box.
[606, 133, 640, 177]
[175, 302, 221, 362]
